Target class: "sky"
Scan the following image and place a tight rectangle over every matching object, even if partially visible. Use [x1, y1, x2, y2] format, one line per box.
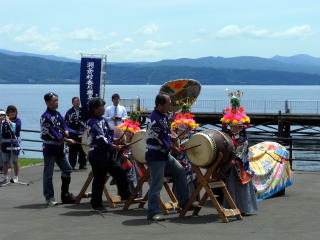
[0, 0, 319, 62]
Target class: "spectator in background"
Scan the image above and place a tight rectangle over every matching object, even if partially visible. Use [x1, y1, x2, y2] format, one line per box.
[65, 97, 87, 170]
[0, 106, 22, 183]
[0, 109, 6, 174]
[105, 94, 127, 127]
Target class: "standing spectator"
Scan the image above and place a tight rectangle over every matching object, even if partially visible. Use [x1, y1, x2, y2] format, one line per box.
[65, 97, 87, 170]
[0, 109, 6, 174]
[105, 94, 127, 127]
[0, 106, 21, 183]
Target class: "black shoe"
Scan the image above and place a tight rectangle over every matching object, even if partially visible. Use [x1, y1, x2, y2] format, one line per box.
[79, 165, 87, 170]
[147, 214, 166, 222]
[92, 205, 108, 213]
[61, 192, 76, 204]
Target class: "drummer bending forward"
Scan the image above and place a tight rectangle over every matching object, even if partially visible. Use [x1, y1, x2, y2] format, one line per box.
[87, 97, 131, 212]
[145, 94, 197, 222]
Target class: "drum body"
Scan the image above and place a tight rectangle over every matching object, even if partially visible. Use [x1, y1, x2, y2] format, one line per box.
[81, 126, 126, 156]
[130, 129, 147, 164]
[186, 129, 235, 168]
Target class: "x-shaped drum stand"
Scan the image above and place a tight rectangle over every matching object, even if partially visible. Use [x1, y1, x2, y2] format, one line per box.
[75, 171, 122, 207]
[123, 162, 180, 214]
[179, 152, 243, 222]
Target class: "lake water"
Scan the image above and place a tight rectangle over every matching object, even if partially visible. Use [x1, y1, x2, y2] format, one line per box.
[0, 84, 319, 170]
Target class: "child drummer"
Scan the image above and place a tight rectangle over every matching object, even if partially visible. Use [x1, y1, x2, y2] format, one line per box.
[170, 113, 199, 197]
[221, 90, 258, 216]
[117, 119, 143, 196]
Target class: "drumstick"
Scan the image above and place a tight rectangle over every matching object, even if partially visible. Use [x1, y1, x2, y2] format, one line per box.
[172, 129, 188, 141]
[125, 138, 143, 147]
[118, 124, 129, 141]
[182, 144, 201, 151]
[74, 141, 89, 147]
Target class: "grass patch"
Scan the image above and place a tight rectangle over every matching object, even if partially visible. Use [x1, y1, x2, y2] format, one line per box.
[19, 158, 43, 167]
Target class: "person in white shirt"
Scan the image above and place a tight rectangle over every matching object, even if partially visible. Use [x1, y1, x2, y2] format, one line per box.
[105, 94, 128, 127]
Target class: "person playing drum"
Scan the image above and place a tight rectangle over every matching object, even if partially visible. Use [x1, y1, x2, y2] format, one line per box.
[145, 94, 198, 222]
[86, 97, 131, 212]
[221, 90, 258, 216]
[170, 113, 199, 197]
[116, 119, 143, 197]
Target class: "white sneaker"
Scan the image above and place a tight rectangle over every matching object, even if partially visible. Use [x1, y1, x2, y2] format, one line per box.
[12, 176, 19, 183]
[46, 198, 59, 206]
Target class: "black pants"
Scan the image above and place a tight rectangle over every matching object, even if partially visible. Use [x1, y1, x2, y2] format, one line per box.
[68, 143, 86, 168]
[89, 159, 130, 208]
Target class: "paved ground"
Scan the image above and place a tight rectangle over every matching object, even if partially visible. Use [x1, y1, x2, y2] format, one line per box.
[0, 164, 319, 240]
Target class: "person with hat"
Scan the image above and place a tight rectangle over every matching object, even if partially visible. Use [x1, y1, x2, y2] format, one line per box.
[221, 90, 258, 216]
[116, 119, 143, 196]
[170, 112, 199, 197]
[40, 92, 76, 206]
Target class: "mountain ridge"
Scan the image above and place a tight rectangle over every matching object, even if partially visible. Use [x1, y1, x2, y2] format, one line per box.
[1, 50, 320, 85]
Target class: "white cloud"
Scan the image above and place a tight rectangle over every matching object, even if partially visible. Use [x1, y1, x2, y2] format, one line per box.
[41, 42, 59, 51]
[135, 24, 158, 35]
[272, 25, 312, 38]
[109, 32, 118, 37]
[197, 28, 210, 35]
[69, 28, 106, 40]
[144, 40, 172, 49]
[0, 24, 22, 34]
[123, 37, 134, 43]
[13, 26, 63, 52]
[105, 42, 123, 51]
[14, 26, 49, 43]
[215, 24, 313, 39]
[191, 38, 202, 43]
[132, 48, 159, 56]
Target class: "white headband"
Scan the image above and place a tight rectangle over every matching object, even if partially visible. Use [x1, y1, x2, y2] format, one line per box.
[0, 111, 6, 115]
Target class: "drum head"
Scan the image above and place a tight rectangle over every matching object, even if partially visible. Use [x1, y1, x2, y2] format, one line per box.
[130, 129, 147, 164]
[186, 132, 215, 167]
[81, 129, 90, 155]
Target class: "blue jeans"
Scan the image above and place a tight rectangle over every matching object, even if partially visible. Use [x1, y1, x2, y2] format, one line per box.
[147, 154, 189, 217]
[43, 154, 72, 200]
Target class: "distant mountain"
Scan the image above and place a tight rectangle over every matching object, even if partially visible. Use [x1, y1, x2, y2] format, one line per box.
[108, 65, 320, 85]
[272, 54, 320, 67]
[0, 53, 79, 84]
[143, 56, 320, 75]
[0, 49, 79, 63]
[1, 50, 320, 85]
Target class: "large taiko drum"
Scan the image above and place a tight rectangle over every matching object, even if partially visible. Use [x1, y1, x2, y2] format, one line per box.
[130, 129, 147, 164]
[81, 126, 126, 155]
[186, 129, 235, 168]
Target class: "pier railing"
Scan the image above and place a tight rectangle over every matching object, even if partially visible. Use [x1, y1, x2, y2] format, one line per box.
[121, 98, 320, 114]
[19, 128, 319, 170]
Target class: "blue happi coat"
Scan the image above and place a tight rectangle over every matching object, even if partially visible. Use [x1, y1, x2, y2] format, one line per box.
[40, 108, 68, 157]
[1, 118, 21, 154]
[64, 107, 86, 140]
[87, 116, 115, 162]
[146, 109, 173, 161]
